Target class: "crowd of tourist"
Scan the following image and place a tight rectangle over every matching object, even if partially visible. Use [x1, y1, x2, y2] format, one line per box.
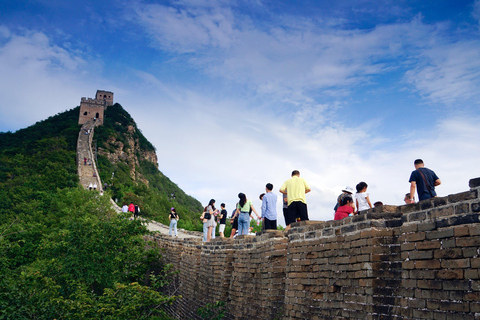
[193, 159, 441, 241]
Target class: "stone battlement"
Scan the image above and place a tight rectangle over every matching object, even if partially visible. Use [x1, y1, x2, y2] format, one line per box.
[78, 90, 114, 125]
[152, 178, 480, 320]
[80, 97, 106, 106]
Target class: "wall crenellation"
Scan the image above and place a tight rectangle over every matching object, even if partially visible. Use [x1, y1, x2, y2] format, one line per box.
[153, 179, 480, 320]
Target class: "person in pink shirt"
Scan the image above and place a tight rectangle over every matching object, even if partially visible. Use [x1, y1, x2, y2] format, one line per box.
[334, 196, 355, 220]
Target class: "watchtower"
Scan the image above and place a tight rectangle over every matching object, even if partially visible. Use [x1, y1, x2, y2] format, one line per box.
[78, 90, 114, 125]
[95, 90, 114, 106]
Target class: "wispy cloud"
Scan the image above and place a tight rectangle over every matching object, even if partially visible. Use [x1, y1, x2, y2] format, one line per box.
[130, 1, 480, 110]
[405, 40, 480, 104]
[0, 27, 99, 131]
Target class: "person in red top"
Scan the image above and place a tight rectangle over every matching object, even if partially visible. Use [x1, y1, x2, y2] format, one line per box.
[334, 196, 355, 220]
[128, 202, 135, 216]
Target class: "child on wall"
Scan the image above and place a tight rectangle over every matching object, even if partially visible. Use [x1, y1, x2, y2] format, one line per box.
[334, 196, 355, 220]
[355, 182, 373, 213]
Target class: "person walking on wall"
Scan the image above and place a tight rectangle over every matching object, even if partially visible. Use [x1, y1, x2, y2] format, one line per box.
[128, 202, 135, 219]
[233, 193, 260, 236]
[408, 159, 441, 203]
[279, 170, 311, 231]
[219, 203, 227, 238]
[134, 204, 140, 219]
[203, 199, 216, 242]
[169, 207, 179, 237]
[230, 206, 239, 239]
[261, 183, 278, 230]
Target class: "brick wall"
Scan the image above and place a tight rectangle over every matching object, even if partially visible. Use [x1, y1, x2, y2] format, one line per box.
[152, 178, 480, 320]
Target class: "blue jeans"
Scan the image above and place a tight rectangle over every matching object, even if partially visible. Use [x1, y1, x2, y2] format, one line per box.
[238, 212, 250, 236]
[169, 219, 177, 236]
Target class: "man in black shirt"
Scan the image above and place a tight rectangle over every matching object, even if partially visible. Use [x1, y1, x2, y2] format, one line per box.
[219, 203, 227, 238]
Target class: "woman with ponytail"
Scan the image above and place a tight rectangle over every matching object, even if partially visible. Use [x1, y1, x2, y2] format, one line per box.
[232, 193, 260, 236]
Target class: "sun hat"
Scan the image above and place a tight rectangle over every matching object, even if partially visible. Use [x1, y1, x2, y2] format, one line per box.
[342, 186, 354, 194]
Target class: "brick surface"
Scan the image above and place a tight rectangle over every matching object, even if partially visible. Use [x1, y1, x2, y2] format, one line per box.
[148, 182, 480, 320]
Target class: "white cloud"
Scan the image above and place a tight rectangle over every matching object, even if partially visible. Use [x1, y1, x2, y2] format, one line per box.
[130, 2, 448, 105]
[405, 41, 480, 104]
[132, 1, 236, 53]
[0, 28, 98, 131]
[124, 72, 480, 225]
[473, 0, 480, 26]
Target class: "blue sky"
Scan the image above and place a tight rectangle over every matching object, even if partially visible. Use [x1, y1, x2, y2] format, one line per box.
[1, 0, 480, 224]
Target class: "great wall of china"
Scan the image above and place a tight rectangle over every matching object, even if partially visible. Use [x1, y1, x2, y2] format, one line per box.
[75, 91, 480, 320]
[153, 181, 480, 320]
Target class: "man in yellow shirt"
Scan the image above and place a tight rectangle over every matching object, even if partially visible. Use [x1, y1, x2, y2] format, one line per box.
[279, 170, 311, 231]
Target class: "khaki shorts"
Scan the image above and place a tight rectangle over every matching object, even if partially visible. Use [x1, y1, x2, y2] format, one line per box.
[219, 223, 226, 233]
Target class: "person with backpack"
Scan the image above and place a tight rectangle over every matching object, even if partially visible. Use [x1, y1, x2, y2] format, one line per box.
[202, 199, 216, 242]
[169, 207, 179, 237]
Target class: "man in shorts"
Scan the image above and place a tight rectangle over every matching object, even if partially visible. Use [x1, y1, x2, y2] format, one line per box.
[219, 203, 227, 238]
[280, 170, 311, 231]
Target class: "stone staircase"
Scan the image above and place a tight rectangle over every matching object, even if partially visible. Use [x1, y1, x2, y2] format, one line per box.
[77, 120, 102, 190]
[76, 120, 121, 212]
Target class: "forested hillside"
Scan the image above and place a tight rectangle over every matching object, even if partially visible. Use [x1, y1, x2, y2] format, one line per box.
[94, 104, 204, 231]
[0, 104, 205, 318]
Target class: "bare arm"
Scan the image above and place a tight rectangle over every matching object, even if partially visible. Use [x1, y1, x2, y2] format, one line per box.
[434, 179, 441, 187]
[279, 188, 287, 195]
[250, 204, 260, 219]
[232, 208, 240, 219]
[305, 188, 311, 194]
[409, 182, 416, 203]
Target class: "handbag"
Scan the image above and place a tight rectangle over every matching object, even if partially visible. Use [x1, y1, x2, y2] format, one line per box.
[204, 211, 211, 220]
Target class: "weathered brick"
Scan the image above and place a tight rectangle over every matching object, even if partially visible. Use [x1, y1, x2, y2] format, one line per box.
[426, 228, 454, 239]
[455, 203, 470, 215]
[441, 258, 470, 269]
[472, 202, 480, 213]
[416, 240, 441, 250]
[454, 225, 470, 237]
[417, 279, 443, 289]
[443, 280, 470, 291]
[435, 269, 464, 280]
[456, 236, 480, 247]
[401, 223, 418, 233]
[406, 232, 426, 242]
[415, 259, 441, 269]
[409, 250, 433, 260]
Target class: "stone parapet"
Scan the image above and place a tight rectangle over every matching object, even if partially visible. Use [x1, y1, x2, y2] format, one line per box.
[152, 178, 480, 320]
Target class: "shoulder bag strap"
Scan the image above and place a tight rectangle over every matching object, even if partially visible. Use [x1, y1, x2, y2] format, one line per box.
[417, 168, 432, 195]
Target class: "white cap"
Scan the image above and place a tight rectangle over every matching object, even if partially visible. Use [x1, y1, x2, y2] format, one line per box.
[342, 186, 354, 194]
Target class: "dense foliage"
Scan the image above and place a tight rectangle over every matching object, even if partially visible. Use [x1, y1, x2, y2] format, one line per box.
[0, 107, 202, 318]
